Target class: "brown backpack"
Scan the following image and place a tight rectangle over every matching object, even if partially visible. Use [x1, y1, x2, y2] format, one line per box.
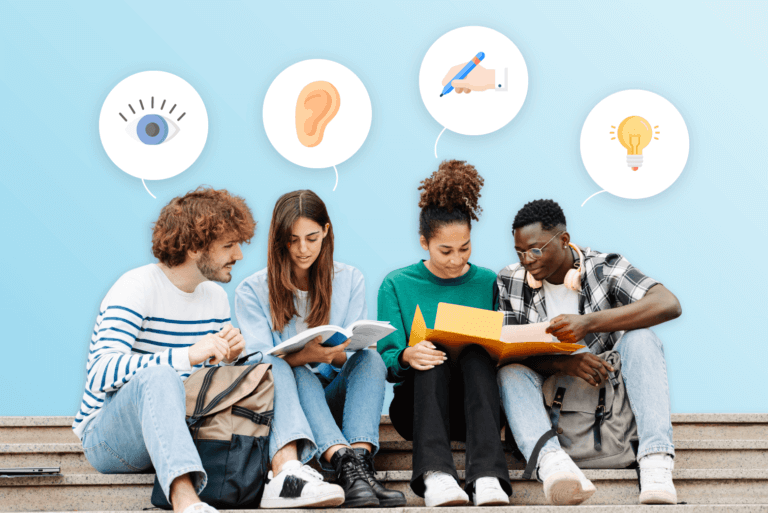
[152, 360, 274, 509]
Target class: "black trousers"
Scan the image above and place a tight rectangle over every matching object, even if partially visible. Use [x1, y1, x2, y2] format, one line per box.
[389, 344, 512, 498]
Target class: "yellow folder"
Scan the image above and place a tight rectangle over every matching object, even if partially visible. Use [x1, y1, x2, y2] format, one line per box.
[408, 303, 584, 364]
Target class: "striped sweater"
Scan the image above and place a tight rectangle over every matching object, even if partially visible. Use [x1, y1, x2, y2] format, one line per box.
[72, 264, 231, 440]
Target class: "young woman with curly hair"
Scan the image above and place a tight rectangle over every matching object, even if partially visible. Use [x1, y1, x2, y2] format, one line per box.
[235, 190, 405, 509]
[377, 161, 512, 507]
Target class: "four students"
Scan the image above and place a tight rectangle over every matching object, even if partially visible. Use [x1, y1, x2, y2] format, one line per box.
[74, 171, 683, 510]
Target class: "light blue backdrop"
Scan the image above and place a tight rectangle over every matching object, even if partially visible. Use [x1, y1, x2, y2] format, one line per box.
[1, 1, 766, 416]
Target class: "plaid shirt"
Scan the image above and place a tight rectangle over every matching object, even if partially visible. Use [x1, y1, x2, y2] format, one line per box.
[495, 245, 660, 353]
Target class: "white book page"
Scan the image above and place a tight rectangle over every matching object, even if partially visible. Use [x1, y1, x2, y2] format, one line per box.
[267, 325, 351, 356]
[500, 322, 554, 343]
[347, 320, 396, 351]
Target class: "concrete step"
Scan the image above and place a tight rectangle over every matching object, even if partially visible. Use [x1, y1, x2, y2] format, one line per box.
[3, 414, 768, 444]
[3, 439, 766, 474]
[8, 507, 768, 513]
[1, 470, 767, 510]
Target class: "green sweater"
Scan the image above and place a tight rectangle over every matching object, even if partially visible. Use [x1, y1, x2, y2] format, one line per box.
[376, 260, 497, 383]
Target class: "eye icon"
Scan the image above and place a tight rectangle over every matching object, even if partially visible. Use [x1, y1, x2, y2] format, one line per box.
[99, 71, 208, 192]
[125, 113, 180, 145]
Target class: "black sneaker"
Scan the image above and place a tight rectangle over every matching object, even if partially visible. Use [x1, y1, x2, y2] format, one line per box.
[354, 448, 407, 507]
[330, 447, 380, 508]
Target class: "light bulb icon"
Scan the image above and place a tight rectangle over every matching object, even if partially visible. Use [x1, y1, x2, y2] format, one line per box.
[610, 116, 659, 170]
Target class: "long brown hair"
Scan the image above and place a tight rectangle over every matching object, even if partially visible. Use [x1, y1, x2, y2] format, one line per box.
[268, 190, 335, 332]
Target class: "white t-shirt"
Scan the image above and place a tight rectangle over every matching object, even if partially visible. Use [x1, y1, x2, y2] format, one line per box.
[542, 280, 584, 345]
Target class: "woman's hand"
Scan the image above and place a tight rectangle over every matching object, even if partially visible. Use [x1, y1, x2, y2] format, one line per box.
[283, 336, 351, 368]
[401, 341, 447, 371]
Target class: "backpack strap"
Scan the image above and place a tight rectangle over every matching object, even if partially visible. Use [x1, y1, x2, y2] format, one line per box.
[232, 405, 273, 427]
[522, 428, 558, 480]
[198, 363, 264, 417]
[192, 367, 219, 418]
[522, 386, 569, 480]
[594, 386, 606, 451]
[550, 387, 571, 448]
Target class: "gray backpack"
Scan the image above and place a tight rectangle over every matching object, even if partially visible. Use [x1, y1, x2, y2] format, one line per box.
[522, 350, 638, 479]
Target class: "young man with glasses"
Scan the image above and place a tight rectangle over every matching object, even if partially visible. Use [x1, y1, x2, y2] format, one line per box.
[495, 199, 682, 506]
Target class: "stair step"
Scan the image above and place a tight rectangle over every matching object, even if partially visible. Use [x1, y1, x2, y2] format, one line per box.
[1, 470, 766, 510]
[2, 440, 766, 474]
[3, 415, 768, 444]
[8, 508, 768, 513]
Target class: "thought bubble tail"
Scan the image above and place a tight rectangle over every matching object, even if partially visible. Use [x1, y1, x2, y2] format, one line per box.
[142, 179, 156, 199]
[434, 127, 446, 159]
[581, 189, 606, 207]
[332, 165, 339, 192]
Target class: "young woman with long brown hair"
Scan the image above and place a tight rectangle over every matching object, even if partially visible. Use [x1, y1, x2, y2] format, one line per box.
[236, 190, 404, 509]
[377, 160, 512, 507]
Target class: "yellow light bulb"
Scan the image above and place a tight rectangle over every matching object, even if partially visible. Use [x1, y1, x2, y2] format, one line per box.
[616, 116, 652, 171]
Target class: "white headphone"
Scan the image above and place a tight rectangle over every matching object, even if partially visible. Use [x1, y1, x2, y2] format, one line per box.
[526, 243, 584, 292]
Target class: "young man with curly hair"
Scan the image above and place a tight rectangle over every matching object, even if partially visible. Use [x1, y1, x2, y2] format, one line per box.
[72, 188, 257, 513]
[495, 199, 682, 506]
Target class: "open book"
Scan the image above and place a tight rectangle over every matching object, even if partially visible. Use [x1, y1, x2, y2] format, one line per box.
[409, 303, 583, 364]
[267, 320, 396, 356]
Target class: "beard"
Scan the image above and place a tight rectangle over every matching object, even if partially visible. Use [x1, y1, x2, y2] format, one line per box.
[197, 251, 234, 283]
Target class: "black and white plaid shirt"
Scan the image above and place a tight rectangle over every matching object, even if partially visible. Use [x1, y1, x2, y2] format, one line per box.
[495, 245, 660, 353]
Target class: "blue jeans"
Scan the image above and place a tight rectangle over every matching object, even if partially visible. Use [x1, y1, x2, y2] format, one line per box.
[497, 328, 675, 466]
[81, 358, 319, 502]
[81, 366, 205, 501]
[293, 350, 387, 470]
[262, 354, 318, 465]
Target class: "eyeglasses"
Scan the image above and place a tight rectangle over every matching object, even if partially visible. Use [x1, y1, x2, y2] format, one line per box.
[516, 231, 564, 262]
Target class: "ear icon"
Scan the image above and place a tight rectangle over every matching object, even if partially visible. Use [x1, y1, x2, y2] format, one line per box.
[295, 81, 341, 147]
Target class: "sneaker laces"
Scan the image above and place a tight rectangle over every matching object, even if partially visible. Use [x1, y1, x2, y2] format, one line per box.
[475, 477, 502, 494]
[539, 451, 575, 480]
[426, 471, 461, 490]
[640, 455, 674, 490]
[297, 464, 325, 483]
[641, 464, 673, 488]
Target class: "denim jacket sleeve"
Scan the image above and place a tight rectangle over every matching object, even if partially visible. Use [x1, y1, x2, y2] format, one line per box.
[234, 278, 277, 359]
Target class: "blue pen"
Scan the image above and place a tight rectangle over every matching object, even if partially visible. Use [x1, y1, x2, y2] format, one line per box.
[440, 52, 485, 97]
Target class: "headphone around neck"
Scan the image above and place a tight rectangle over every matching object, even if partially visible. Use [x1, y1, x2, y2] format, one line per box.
[525, 243, 584, 292]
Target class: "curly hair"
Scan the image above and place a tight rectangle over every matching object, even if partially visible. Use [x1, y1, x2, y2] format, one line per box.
[512, 199, 567, 233]
[152, 186, 256, 267]
[418, 159, 484, 240]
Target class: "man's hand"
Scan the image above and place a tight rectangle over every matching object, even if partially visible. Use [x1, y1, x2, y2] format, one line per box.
[546, 314, 592, 344]
[402, 341, 447, 371]
[188, 333, 231, 366]
[283, 336, 351, 368]
[558, 353, 614, 387]
[219, 324, 245, 363]
[441, 63, 496, 93]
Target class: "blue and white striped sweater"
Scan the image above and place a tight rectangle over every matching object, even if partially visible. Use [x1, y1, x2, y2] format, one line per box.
[73, 264, 231, 440]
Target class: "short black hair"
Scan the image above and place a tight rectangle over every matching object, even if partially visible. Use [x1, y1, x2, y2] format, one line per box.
[512, 199, 566, 232]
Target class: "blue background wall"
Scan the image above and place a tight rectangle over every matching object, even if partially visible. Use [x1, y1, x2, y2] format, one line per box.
[1, 1, 766, 416]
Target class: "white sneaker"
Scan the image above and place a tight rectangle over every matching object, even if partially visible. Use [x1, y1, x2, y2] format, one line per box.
[259, 460, 345, 509]
[181, 503, 217, 513]
[472, 476, 510, 506]
[639, 453, 677, 504]
[538, 450, 596, 505]
[423, 470, 469, 507]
